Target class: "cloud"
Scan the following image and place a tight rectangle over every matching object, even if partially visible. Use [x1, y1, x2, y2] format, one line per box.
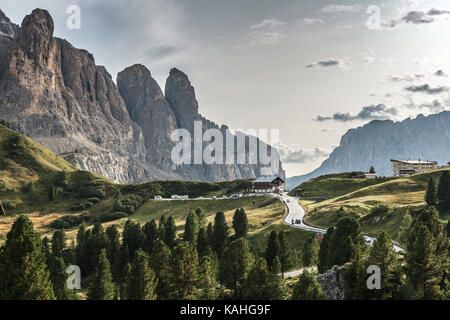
[435, 70, 447, 77]
[276, 144, 330, 164]
[404, 99, 447, 112]
[363, 56, 375, 64]
[321, 128, 338, 132]
[320, 4, 363, 13]
[386, 74, 424, 82]
[247, 31, 285, 47]
[428, 8, 450, 16]
[315, 104, 398, 122]
[402, 11, 434, 24]
[404, 84, 449, 95]
[251, 18, 285, 29]
[298, 18, 324, 25]
[306, 58, 343, 69]
[242, 18, 287, 47]
[385, 7, 450, 28]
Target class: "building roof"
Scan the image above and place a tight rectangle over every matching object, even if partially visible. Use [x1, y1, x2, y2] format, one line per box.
[253, 175, 284, 183]
[391, 159, 437, 164]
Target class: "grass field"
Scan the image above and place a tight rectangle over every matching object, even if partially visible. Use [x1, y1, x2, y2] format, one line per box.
[301, 168, 450, 242]
[288, 172, 396, 199]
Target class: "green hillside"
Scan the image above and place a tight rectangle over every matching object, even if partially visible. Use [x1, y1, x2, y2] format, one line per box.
[0, 125, 286, 243]
[288, 171, 396, 199]
[300, 168, 450, 242]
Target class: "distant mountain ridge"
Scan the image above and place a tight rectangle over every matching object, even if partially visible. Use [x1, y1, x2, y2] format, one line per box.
[0, 8, 284, 183]
[287, 111, 450, 190]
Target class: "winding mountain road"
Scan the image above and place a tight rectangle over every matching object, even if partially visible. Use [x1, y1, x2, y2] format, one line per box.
[280, 193, 403, 253]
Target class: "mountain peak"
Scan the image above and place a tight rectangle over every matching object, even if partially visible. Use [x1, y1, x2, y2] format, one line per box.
[19, 8, 54, 42]
[119, 63, 152, 78]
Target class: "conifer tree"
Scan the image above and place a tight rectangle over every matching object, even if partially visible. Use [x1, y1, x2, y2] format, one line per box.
[291, 270, 326, 300]
[318, 227, 334, 273]
[425, 177, 438, 206]
[327, 216, 362, 267]
[405, 207, 447, 299]
[48, 256, 74, 300]
[302, 234, 319, 267]
[197, 227, 209, 257]
[105, 225, 121, 281]
[164, 216, 177, 248]
[169, 242, 199, 299]
[265, 231, 280, 272]
[143, 219, 159, 253]
[211, 212, 229, 257]
[158, 215, 167, 238]
[206, 222, 214, 243]
[195, 208, 206, 228]
[232, 208, 248, 238]
[149, 241, 172, 300]
[122, 220, 144, 256]
[345, 236, 368, 300]
[278, 231, 295, 274]
[367, 232, 402, 300]
[219, 238, 254, 299]
[87, 249, 115, 300]
[438, 171, 450, 208]
[51, 228, 66, 257]
[0, 215, 55, 300]
[119, 263, 132, 300]
[244, 257, 285, 300]
[198, 255, 219, 300]
[184, 210, 199, 243]
[126, 249, 157, 300]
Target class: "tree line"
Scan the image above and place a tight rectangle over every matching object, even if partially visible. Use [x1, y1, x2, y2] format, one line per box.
[317, 206, 449, 299]
[0, 208, 323, 300]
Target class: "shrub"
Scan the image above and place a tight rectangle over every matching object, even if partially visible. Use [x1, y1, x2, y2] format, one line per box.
[50, 215, 89, 229]
[88, 197, 100, 204]
[2, 200, 16, 210]
[123, 205, 135, 215]
[83, 201, 94, 209]
[95, 212, 127, 223]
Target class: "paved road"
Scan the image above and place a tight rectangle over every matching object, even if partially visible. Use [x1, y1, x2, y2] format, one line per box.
[280, 193, 403, 253]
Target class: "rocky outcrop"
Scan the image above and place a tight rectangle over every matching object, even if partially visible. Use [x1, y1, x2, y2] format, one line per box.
[0, 9, 285, 183]
[316, 265, 351, 300]
[287, 111, 450, 189]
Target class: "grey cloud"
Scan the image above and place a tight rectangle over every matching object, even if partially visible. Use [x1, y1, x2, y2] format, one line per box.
[299, 18, 324, 25]
[403, 11, 434, 24]
[386, 8, 450, 27]
[145, 45, 182, 61]
[405, 84, 448, 95]
[306, 58, 342, 69]
[315, 104, 398, 122]
[251, 18, 285, 29]
[435, 70, 447, 77]
[277, 146, 330, 164]
[404, 99, 446, 112]
[387, 74, 424, 82]
[428, 8, 450, 16]
[320, 4, 363, 13]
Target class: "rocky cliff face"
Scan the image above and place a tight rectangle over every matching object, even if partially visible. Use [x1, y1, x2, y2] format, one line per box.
[316, 265, 351, 300]
[0, 9, 284, 183]
[287, 111, 450, 189]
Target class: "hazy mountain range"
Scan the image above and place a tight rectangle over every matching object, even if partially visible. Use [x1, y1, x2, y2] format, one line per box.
[287, 111, 450, 190]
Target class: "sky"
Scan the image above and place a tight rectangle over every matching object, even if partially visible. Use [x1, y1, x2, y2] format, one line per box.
[2, 0, 450, 177]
